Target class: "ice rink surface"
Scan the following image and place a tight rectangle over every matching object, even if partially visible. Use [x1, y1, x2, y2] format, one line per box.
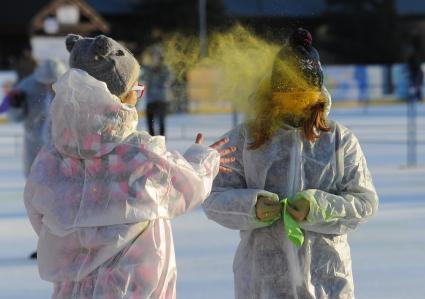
[0, 103, 424, 299]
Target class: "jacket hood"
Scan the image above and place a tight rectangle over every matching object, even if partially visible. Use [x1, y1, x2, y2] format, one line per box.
[50, 68, 139, 159]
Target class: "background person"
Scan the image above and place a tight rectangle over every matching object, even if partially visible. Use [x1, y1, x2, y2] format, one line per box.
[8, 58, 67, 177]
[407, 35, 424, 102]
[142, 46, 171, 136]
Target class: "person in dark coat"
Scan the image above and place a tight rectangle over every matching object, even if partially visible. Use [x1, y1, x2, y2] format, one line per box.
[142, 47, 171, 136]
[407, 36, 424, 101]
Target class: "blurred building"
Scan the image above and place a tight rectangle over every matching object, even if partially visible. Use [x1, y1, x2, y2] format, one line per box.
[30, 0, 109, 63]
[0, 0, 136, 68]
[223, 0, 425, 64]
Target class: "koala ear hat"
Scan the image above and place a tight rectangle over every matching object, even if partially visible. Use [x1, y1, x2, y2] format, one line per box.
[65, 34, 140, 97]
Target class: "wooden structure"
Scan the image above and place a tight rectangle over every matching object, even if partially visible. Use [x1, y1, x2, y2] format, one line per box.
[31, 0, 109, 36]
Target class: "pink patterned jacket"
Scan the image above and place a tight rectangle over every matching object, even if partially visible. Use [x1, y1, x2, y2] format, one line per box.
[24, 69, 220, 299]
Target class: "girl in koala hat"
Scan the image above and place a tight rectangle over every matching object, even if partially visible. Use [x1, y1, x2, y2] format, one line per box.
[24, 34, 235, 299]
[203, 28, 379, 298]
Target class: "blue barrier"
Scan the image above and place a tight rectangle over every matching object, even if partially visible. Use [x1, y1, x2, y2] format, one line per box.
[324, 63, 424, 101]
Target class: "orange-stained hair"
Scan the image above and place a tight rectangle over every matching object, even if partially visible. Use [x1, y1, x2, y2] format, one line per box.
[302, 101, 331, 142]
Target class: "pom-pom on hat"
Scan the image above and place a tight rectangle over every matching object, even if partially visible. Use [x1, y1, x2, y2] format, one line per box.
[271, 28, 323, 93]
[66, 34, 140, 98]
[289, 27, 313, 49]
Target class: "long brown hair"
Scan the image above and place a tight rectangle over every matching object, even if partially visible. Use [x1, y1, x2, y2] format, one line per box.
[248, 82, 330, 150]
[302, 101, 331, 142]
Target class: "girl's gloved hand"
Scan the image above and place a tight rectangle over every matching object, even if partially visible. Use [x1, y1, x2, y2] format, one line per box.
[256, 196, 282, 222]
[196, 133, 237, 173]
[287, 198, 310, 222]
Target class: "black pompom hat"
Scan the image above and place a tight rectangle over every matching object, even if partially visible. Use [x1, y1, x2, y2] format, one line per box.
[271, 28, 323, 92]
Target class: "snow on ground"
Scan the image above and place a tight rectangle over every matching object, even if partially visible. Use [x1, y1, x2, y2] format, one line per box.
[0, 103, 424, 299]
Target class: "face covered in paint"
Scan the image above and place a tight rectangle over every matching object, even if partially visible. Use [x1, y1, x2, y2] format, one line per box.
[270, 51, 323, 124]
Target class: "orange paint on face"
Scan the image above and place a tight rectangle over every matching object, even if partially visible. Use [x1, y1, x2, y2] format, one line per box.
[271, 91, 321, 117]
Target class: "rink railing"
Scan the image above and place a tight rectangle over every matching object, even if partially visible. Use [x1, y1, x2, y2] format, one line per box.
[0, 132, 23, 157]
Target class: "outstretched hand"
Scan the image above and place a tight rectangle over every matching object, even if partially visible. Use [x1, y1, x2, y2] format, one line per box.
[195, 133, 236, 173]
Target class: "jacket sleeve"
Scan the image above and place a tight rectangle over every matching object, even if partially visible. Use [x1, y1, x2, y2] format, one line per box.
[202, 126, 278, 230]
[299, 130, 379, 235]
[129, 143, 221, 220]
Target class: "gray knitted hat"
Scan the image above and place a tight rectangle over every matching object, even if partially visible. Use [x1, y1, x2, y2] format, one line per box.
[66, 34, 140, 97]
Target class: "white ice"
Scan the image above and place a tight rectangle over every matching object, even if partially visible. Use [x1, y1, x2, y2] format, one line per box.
[0, 103, 424, 299]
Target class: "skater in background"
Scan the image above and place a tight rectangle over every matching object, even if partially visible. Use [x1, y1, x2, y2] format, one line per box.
[8, 58, 66, 177]
[142, 46, 171, 136]
[407, 35, 423, 102]
[24, 34, 235, 299]
[203, 28, 379, 298]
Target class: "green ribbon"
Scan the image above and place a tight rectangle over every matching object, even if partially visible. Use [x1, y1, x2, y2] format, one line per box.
[258, 192, 337, 247]
[281, 198, 304, 247]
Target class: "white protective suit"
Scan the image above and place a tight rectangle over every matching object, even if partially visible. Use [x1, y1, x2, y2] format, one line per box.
[203, 92, 379, 299]
[24, 69, 220, 299]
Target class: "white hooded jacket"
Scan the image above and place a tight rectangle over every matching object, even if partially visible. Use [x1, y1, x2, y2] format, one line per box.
[24, 69, 220, 298]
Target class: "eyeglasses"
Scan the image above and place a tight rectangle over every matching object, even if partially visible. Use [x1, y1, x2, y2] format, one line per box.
[131, 83, 145, 99]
